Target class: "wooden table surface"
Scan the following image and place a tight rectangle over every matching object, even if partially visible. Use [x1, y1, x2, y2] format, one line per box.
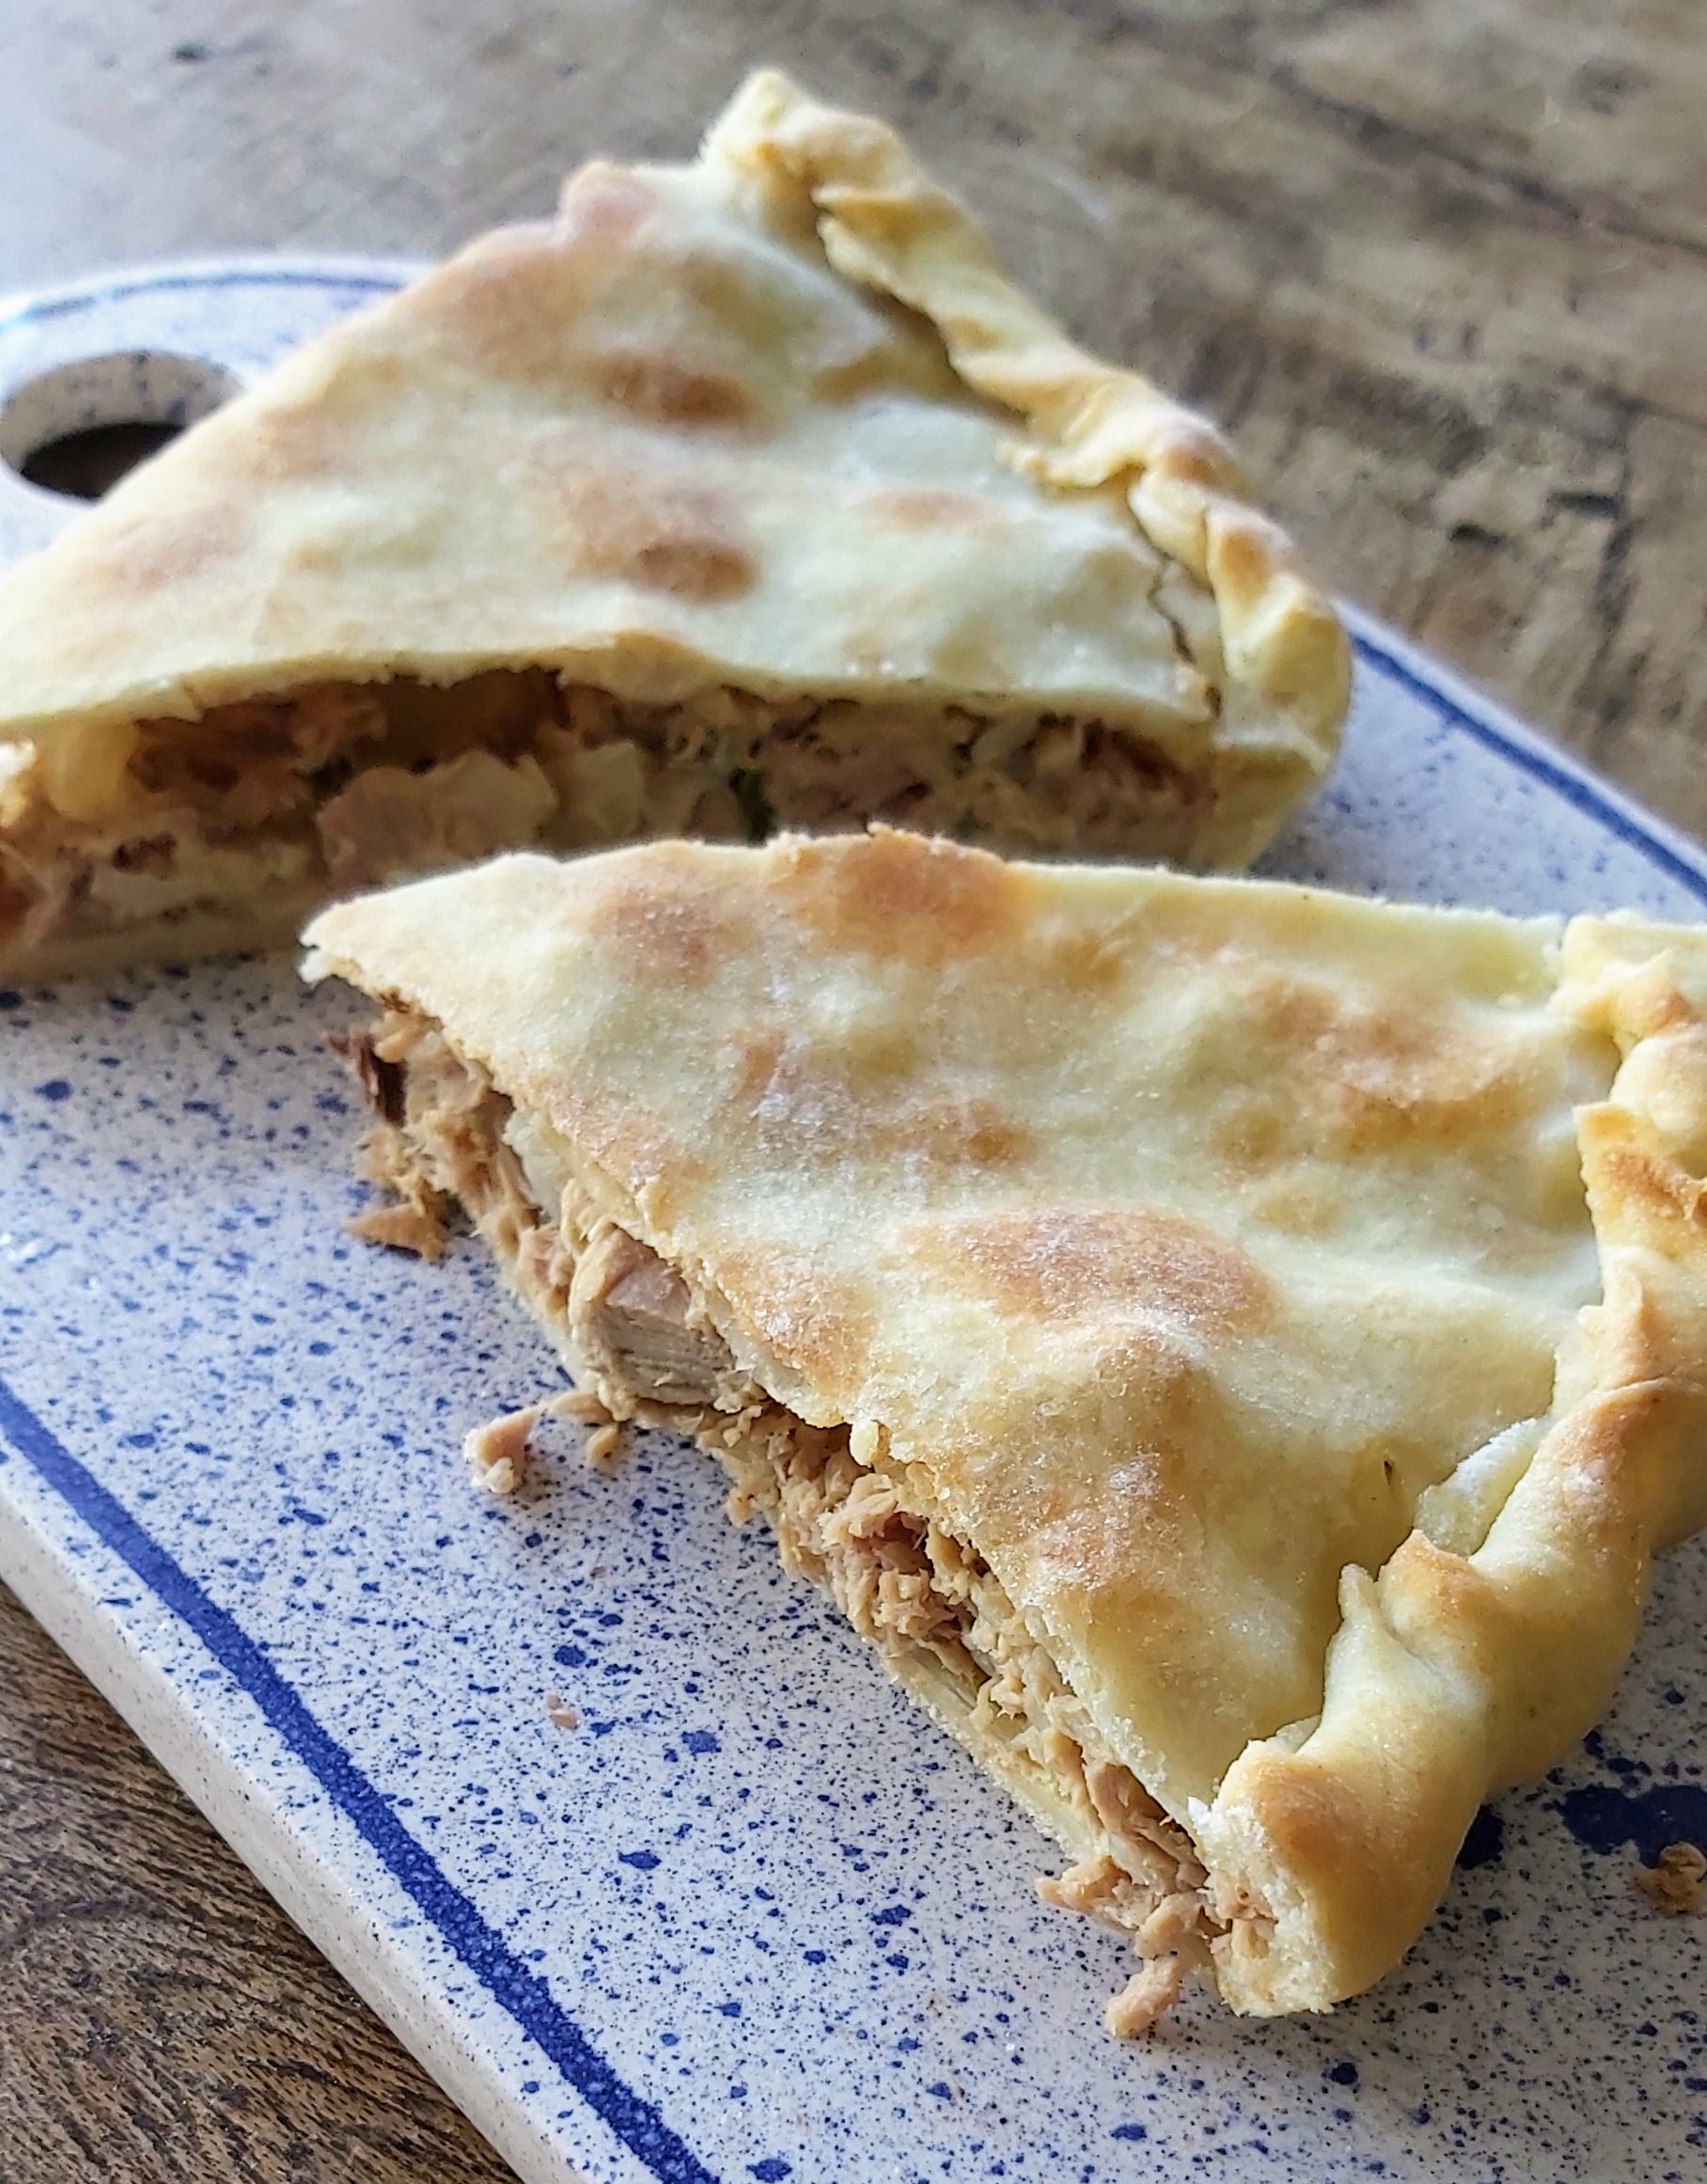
[2, 2, 1703, 2177]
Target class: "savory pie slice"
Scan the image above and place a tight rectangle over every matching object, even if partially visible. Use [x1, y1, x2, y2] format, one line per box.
[0, 70, 1347, 978]
[303, 828, 1707, 2026]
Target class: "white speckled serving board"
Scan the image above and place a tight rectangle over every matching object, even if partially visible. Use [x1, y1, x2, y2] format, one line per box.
[0, 260, 1704, 2184]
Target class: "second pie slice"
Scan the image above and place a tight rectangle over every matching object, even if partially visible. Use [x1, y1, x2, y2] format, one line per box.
[303, 830, 1707, 2026]
[0, 70, 1345, 977]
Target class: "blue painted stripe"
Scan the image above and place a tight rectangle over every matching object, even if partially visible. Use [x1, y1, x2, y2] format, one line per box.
[0, 1375, 723, 2184]
[0, 264, 405, 337]
[1350, 628, 1707, 908]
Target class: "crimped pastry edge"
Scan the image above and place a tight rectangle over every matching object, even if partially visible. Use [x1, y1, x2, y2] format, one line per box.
[1195, 913, 1707, 2012]
[703, 68, 1350, 857]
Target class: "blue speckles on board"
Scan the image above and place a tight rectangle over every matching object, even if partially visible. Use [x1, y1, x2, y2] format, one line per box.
[1, 262, 1707, 2184]
[1556, 1778, 1707, 1864]
[1455, 1807, 1507, 1871]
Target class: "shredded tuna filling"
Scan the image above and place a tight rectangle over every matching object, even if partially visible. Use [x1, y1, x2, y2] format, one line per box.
[340, 1007, 1256, 2025]
[0, 668, 1210, 957]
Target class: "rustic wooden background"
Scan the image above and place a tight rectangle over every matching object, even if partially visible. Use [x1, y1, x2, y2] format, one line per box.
[2, 1, 1702, 2176]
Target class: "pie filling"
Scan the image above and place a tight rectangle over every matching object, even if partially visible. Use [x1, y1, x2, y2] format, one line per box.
[340, 1005, 1268, 2030]
[0, 668, 1210, 962]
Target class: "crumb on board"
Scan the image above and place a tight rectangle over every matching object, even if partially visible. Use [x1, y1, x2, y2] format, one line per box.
[462, 1389, 629, 1497]
[1636, 1841, 1706, 1915]
[347, 1202, 446, 1259]
[1104, 1955, 1188, 2037]
[545, 1691, 581, 1732]
[463, 1404, 542, 1496]
[585, 1422, 623, 1468]
[549, 1387, 626, 1469]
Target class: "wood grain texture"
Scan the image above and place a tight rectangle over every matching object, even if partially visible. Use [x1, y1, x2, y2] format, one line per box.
[0, 1580, 514, 2183]
[1, 3, 1703, 2177]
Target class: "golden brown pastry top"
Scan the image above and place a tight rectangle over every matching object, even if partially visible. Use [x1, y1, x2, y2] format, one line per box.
[304, 834, 1605, 1805]
[0, 71, 1346, 867]
[304, 832, 1707, 2021]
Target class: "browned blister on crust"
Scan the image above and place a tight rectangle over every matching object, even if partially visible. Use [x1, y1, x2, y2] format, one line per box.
[0, 71, 1345, 977]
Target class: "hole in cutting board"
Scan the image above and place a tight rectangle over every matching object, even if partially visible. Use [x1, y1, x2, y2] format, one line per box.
[0, 351, 245, 500]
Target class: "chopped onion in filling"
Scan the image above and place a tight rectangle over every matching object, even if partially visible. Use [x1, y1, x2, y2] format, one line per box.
[0, 668, 1208, 960]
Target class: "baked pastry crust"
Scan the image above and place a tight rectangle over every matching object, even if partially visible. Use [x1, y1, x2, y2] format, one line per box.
[304, 831, 1707, 2020]
[703, 73, 1346, 797]
[0, 71, 1345, 974]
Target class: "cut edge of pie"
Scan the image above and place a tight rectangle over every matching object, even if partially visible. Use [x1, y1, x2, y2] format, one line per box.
[0, 69, 1346, 978]
[302, 837, 1707, 2026]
